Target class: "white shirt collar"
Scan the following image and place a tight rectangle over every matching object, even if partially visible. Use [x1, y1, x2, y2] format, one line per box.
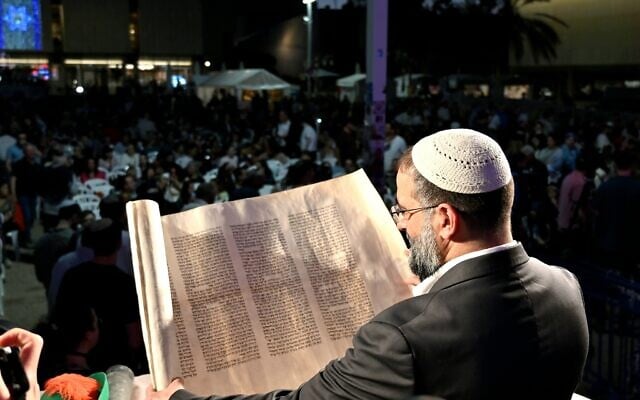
[411, 241, 519, 297]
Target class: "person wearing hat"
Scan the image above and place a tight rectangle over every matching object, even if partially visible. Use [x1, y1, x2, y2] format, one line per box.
[151, 129, 588, 400]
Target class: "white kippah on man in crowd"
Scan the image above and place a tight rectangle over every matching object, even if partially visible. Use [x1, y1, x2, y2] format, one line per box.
[150, 129, 589, 400]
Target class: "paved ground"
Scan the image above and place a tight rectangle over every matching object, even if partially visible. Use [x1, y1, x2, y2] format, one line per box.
[2, 222, 48, 330]
[3, 258, 48, 329]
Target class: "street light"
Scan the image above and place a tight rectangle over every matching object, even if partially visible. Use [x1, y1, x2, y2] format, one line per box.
[303, 0, 316, 94]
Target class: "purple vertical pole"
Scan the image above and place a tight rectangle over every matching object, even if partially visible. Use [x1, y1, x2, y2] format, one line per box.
[366, 0, 387, 192]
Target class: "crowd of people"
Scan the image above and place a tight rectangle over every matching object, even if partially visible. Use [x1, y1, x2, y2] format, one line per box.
[0, 79, 637, 394]
[386, 96, 640, 276]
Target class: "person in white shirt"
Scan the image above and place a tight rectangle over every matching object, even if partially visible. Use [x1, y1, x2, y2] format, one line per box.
[384, 123, 408, 194]
[299, 121, 318, 157]
[274, 110, 291, 151]
[117, 144, 141, 177]
[384, 123, 407, 175]
[595, 121, 613, 154]
[217, 146, 239, 170]
[0, 133, 16, 163]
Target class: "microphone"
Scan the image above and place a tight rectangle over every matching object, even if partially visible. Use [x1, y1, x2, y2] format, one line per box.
[106, 365, 134, 400]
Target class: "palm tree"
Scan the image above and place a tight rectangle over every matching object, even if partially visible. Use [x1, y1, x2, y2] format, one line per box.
[416, 0, 567, 69]
[504, 0, 568, 64]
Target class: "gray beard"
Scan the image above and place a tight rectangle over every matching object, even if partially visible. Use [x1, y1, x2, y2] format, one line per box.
[408, 220, 444, 281]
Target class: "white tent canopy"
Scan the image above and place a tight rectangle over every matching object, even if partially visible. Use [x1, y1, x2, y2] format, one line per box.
[336, 73, 366, 102]
[202, 69, 291, 90]
[192, 74, 213, 86]
[307, 68, 339, 78]
[195, 69, 292, 104]
[394, 73, 425, 81]
[337, 73, 366, 88]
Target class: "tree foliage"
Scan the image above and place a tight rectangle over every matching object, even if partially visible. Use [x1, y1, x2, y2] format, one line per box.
[504, 0, 568, 63]
[419, 0, 567, 64]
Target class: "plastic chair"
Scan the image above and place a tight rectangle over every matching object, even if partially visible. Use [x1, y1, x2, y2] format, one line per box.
[74, 183, 93, 195]
[5, 230, 19, 262]
[84, 178, 113, 197]
[266, 159, 282, 176]
[147, 150, 159, 164]
[259, 184, 274, 196]
[97, 166, 110, 176]
[107, 165, 129, 182]
[266, 159, 289, 184]
[73, 194, 101, 218]
[203, 168, 218, 183]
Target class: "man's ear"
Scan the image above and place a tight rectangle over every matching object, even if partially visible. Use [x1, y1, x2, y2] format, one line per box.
[434, 203, 459, 241]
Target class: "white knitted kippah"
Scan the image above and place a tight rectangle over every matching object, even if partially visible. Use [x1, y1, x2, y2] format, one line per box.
[412, 129, 512, 194]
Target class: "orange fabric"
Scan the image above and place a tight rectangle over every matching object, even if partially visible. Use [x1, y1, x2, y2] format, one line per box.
[44, 373, 100, 400]
[12, 202, 25, 231]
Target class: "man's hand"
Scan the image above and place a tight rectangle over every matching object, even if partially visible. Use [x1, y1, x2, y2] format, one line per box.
[148, 378, 184, 400]
[0, 328, 43, 400]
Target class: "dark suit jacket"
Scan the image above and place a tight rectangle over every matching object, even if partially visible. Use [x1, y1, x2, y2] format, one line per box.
[172, 245, 589, 400]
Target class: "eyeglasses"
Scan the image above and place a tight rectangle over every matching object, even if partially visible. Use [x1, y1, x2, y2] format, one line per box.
[390, 204, 437, 224]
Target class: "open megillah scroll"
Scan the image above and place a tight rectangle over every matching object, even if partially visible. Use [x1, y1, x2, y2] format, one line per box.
[126, 169, 412, 396]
